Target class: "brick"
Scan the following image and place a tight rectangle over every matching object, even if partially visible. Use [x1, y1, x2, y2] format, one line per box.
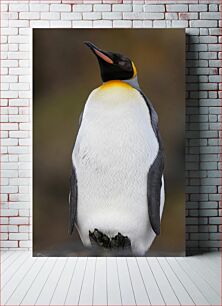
[94, 4, 111, 11]
[20, 12, 40, 20]
[133, 20, 143, 28]
[19, 226, 30, 233]
[199, 36, 217, 44]
[200, 202, 218, 209]
[189, 4, 207, 11]
[191, 233, 209, 240]
[8, 44, 18, 52]
[209, 28, 221, 36]
[9, 99, 29, 107]
[209, 76, 221, 83]
[9, 20, 29, 28]
[123, 12, 164, 20]
[1, 177, 9, 185]
[1, 225, 18, 233]
[73, 4, 92, 12]
[30, 4, 49, 12]
[199, 209, 218, 217]
[0, 217, 8, 225]
[10, 131, 30, 138]
[9, 217, 29, 225]
[93, 20, 112, 28]
[8, 146, 30, 154]
[30, 21, 50, 28]
[2, 60, 18, 68]
[2, 28, 18, 36]
[19, 241, 31, 248]
[61, 13, 82, 20]
[1, 4, 8, 11]
[200, 12, 221, 20]
[190, 20, 217, 28]
[144, 5, 165, 12]
[9, 115, 29, 123]
[1, 209, 18, 216]
[2, 170, 18, 178]
[165, 13, 177, 20]
[83, 12, 102, 20]
[180, 12, 198, 20]
[210, 233, 221, 240]
[199, 52, 217, 60]
[172, 20, 188, 28]
[102, 11, 123, 20]
[9, 155, 18, 162]
[9, 68, 30, 75]
[50, 21, 72, 28]
[9, 4, 28, 11]
[113, 20, 132, 28]
[1, 138, 18, 146]
[209, 4, 219, 11]
[199, 241, 220, 248]
[41, 12, 60, 20]
[72, 20, 93, 28]
[0, 241, 18, 248]
[2, 122, 19, 131]
[209, 60, 221, 67]
[166, 5, 188, 12]
[19, 155, 31, 162]
[143, 21, 152, 28]
[113, 4, 132, 11]
[9, 233, 28, 240]
[50, 4, 71, 12]
[1, 233, 9, 240]
[19, 209, 29, 217]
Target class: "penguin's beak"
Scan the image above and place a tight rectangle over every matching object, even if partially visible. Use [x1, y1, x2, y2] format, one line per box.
[84, 41, 114, 65]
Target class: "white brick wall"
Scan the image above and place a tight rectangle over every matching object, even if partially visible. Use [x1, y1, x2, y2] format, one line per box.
[0, 0, 221, 254]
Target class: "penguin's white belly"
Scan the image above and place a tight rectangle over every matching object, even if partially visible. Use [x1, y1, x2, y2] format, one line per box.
[73, 82, 164, 255]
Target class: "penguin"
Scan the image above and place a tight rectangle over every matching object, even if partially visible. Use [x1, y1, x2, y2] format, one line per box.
[69, 42, 165, 256]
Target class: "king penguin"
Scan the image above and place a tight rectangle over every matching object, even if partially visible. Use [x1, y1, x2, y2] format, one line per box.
[69, 42, 165, 256]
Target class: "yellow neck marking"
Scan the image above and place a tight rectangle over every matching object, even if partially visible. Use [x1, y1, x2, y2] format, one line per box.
[99, 80, 133, 90]
[132, 61, 137, 78]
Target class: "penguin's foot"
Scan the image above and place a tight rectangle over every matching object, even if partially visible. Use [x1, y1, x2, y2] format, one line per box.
[110, 232, 131, 249]
[89, 229, 131, 251]
[89, 229, 111, 248]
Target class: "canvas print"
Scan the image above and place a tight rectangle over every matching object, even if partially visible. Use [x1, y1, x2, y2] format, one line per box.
[33, 29, 185, 256]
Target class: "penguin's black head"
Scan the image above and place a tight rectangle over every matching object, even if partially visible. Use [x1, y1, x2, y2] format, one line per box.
[84, 41, 137, 82]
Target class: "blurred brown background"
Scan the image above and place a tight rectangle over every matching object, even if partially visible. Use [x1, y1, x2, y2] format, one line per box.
[33, 29, 185, 256]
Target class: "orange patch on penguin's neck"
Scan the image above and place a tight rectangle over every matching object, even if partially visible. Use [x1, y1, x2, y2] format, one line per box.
[99, 80, 133, 90]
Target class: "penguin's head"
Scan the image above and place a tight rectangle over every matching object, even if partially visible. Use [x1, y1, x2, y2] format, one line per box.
[84, 41, 137, 83]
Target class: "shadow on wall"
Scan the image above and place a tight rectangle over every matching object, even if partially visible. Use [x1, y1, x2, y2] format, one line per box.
[185, 34, 214, 256]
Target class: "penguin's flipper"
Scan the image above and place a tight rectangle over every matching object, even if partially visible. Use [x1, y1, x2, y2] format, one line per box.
[147, 151, 164, 235]
[138, 91, 164, 236]
[69, 166, 77, 235]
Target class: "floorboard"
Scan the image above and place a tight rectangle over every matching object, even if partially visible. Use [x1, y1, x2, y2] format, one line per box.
[127, 257, 150, 305]
[50, 257, 77, 305]
[93, 257, 107, 305]
[136, 257, 165, 305]
[117, 257, 136, 305]
[1, 251, 220, 306]
[107, 257, 122, 305]
[35, 258, 67, 305]
[147, 258, 179, 305]
[157, 258, 194, 305]
[176, 257, 221, 305]
[167, 257, 209, 305]
[64, 257, 87, 305]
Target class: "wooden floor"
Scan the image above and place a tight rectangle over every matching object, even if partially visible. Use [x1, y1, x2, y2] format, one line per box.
[1, 251, 220, 306]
